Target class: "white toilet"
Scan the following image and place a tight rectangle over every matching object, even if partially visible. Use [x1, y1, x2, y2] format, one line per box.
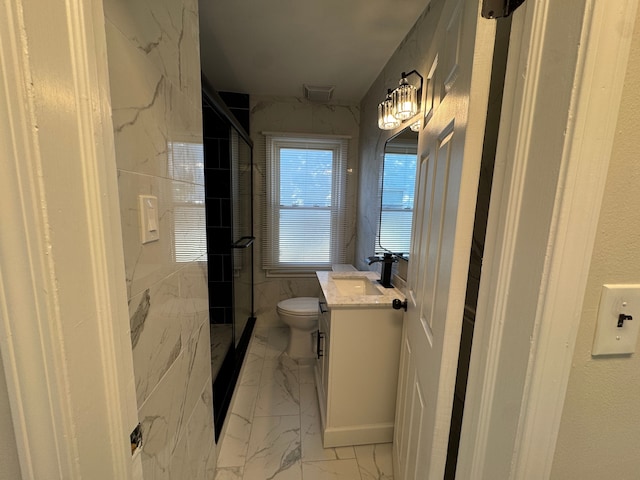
[276, 297, 319, 360]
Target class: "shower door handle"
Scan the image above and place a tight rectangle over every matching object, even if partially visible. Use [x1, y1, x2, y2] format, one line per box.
[231, 236, 255, 248]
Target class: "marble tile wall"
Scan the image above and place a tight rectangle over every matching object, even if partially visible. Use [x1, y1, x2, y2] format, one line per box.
[355, 2, 442, 271]
[0, 353, 20, 479]
[103, 0, 215, 478]
[250, 96, 360, 326]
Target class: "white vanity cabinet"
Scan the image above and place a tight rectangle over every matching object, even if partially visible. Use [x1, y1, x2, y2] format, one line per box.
[314, 295, 403, 447]
[316, 297, 331, 411]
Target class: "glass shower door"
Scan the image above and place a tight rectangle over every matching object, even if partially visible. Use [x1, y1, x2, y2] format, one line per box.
[230, 130, 254, 345]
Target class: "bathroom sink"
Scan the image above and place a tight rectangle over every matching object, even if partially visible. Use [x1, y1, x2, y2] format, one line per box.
[332, 277, 383, 296]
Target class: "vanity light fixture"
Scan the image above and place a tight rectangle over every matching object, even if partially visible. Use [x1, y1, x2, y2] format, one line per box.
[378, 89, 401, 130]
[392, 70, 423, 120]
[377, 70, 424, 131]
[410, 120, 421, 132]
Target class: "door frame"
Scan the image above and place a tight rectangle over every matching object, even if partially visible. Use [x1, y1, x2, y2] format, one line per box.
[457, 0, 639, 478]
[1, 0, 637, 478]
[0, 0, 138, 478]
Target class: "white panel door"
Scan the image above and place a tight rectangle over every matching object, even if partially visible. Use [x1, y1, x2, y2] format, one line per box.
[393, 0, 496, 478]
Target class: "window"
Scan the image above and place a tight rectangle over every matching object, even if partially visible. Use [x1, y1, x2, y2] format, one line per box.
[264, 134, 348, 274]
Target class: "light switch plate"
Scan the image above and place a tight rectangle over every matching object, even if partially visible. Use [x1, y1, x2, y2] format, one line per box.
[592, 284, 640, 356]
[139, 195, 159, 244]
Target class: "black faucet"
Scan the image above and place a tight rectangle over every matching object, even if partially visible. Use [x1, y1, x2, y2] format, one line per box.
[367, 252, 397, 288]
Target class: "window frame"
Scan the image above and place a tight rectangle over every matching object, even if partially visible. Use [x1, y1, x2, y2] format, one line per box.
[264, 133, 348, 275]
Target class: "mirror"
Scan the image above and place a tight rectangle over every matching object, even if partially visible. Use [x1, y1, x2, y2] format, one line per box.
[377, 127, 418, 256]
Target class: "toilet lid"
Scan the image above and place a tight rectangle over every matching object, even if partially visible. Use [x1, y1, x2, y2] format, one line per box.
[277, 297, 319, 315]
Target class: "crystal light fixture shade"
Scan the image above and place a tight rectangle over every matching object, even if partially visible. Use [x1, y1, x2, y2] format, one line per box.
[377, 70, 423, 131]
[410, 120, 421, 132]
[392, 72, 418, 120]
[378, 89, 401, 130]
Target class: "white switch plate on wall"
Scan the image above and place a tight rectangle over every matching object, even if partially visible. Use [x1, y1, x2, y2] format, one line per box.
[139, 195, 159, 244]
[592, 284, 640, 356]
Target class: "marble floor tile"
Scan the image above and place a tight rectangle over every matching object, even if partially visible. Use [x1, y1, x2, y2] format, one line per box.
[355, 444, 394, 480]
[254, 356, 300, 417]
[238, 351, 264, 387]
[250, 327, 269, 358]
[216, 385, 259, 468]
[214, 326, 394, 480]
[243, 415, 302, 480]
[299, 362, 316, 384]
[335, 447, 358, 460]
[301, 459, 362, 479]
[214, 466, 243, 480]
[264, 327, 289, 358]
[300, 383, 355, 462]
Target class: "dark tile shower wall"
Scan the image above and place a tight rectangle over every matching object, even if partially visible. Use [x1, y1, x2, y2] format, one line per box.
[219, 91, 250, 133]
[203, 93, 250, 325]
[203, 100, 232, 324]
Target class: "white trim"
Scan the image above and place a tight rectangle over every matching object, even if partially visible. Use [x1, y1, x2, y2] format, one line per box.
[262, 131, 352, 139]
[322, 423, 394, 447]
[456, 5, 546, 477]
[456, 0, 639, 478]
[0, 0, 137, 478]
[0, 2, 77, 477]
[511, 0, 639, 477]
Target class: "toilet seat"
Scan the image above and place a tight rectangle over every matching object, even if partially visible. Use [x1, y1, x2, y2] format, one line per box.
[276, 297, 318, 316]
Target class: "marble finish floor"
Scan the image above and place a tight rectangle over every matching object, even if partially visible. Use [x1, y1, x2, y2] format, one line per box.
[214, 326, 394, 480]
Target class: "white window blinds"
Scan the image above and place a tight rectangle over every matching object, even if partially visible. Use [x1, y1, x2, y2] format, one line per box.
[264, 134, 349, 273]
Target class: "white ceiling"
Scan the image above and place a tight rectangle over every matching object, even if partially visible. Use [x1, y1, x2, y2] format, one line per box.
[198, 0, 430, 104]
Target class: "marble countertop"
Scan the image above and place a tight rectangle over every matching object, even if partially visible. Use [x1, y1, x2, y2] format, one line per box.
[316, 270, 405, 308]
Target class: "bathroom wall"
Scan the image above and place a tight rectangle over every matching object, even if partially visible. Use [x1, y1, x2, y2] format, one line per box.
[0, 354, 20, 480]
[250, 96, 360, 326]
[103, 0, 215, 478]
[550, 7, 640, 478]
[356, 1, 443, 271]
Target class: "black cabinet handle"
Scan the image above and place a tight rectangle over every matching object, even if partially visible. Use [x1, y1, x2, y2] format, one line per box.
[319, 301, 328, 314]
[316, 330, 325, 358]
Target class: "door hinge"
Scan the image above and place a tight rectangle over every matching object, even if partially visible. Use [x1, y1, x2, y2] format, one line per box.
[482, 0, 526, 19]
[130, 423, 142, 455]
